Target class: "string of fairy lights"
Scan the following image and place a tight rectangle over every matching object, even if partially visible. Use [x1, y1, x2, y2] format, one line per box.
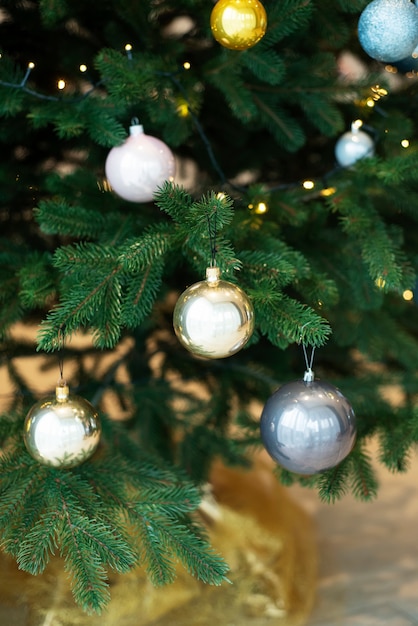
[0, 44, 416, 305]
[0, 46, 413, 185]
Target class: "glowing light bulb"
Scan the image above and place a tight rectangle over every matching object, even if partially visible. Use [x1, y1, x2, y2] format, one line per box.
[371, 85, 388, 98]
[176, 101, 189, 117]
[183, 61, 191, 70]
[401, 139, 410, 148]
[57, 79, 66, 90]
[28, 62, 35, 69]
[403, 289, 414, 301]
[255, 202, 267, 214]
[320, 187, 336, 197]
[303, 180, 315, 190]
[79, 64, 87, 73]
[125, 44, 132, 52]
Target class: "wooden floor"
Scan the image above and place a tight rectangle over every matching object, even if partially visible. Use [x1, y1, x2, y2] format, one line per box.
[291, 441, 418, 626]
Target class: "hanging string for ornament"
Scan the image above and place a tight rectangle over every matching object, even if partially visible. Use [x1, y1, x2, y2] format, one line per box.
[298, 321, 316, 381]
[302, 342, 316, 383]
[57, 326, 65, 384]
[260, 335, 357, 475]
[206, 204, 218, 268]
[23, 341, 101, 469]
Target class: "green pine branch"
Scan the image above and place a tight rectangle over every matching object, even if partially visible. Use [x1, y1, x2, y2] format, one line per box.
[0, 434, 229, 613]
[242, 48, 286, 86]
[316, 458, 351, 503]
[348, 443, 379, 501]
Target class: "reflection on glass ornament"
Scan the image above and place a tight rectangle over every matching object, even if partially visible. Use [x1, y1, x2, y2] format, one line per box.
[173, 266, 255, 359]
[335, 122, 374, 167]
[391, 44, 418, 73]
[210, 0, 267, 50]
[23, 382, 101, 469]
[260, 368, 356, 475]
[105, 121, 176, 203]
[358, 0, 418, 62]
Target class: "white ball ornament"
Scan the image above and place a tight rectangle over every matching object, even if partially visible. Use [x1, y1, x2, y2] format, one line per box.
[358, 0, 418, 63]
[173, 266, 255, 359]
[105, 121, 176, 203]
[260, 368, 356, 475]
[335, 122, 374, 167]
[23, 382, 101, 469]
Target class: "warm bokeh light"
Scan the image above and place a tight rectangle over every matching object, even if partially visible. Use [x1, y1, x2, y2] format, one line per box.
[320, 187, 337, 197]
[303, 180, 315, 190]
[371, 85, 388, 99]
[402, 289, 414, 301]
[176, 102, 189, 117]
[255, 202, 268, 214]
[57, 79, 66, 90]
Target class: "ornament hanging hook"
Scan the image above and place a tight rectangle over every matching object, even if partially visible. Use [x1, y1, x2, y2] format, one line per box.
[206, 201, 218, 268]
[299, 321, 316, 382]
[57, 326, 66, 387]
[302, 344, 315, 382]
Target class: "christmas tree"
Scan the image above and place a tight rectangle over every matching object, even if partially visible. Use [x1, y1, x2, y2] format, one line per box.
[1, 0, 418, 615]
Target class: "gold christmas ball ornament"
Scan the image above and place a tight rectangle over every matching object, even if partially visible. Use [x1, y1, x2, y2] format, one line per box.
[173, 266, 255, 359]
[23, 383, 101, 469]
[210, 0, 267, 50]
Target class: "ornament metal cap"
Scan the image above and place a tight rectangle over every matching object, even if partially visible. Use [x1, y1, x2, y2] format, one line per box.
[206, 266, 221, 284]
[56, 381, 70, 402]
[129, 120, 144, 136]
[303, 368, 315, 383]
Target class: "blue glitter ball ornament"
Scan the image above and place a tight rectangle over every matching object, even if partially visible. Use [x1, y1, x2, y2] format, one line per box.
[358, 0, 418, 63]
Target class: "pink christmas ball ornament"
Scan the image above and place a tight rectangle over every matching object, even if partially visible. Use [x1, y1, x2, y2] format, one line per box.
[105, 122, 176, 203]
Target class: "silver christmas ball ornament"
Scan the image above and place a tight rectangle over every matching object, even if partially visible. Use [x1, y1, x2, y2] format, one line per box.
[335, 124, 374, 167]
[260, 369, 356, 475]
[24, 383, 101, 468]
[173, 266, 255, 359]
[358, 0, 418, 63]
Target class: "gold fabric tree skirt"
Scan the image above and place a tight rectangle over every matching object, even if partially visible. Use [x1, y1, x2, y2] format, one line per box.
[0, 455, 317, 626]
